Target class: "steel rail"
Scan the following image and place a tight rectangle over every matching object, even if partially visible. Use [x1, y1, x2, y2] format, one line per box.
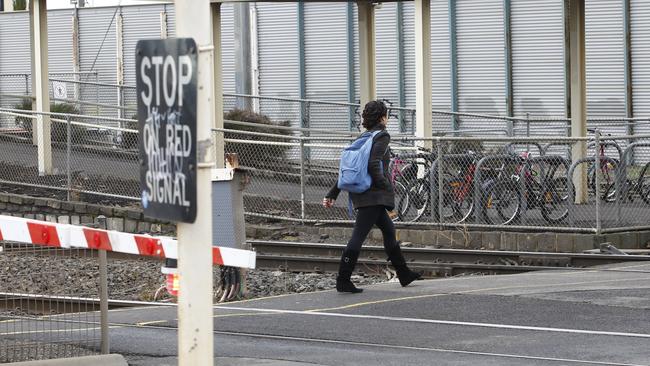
[249, 240, 650, 275]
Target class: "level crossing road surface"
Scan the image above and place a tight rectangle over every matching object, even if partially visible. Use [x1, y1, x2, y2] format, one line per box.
[8, 262, 649, 365]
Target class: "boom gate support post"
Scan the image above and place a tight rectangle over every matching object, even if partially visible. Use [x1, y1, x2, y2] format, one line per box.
[174, 1, 215, 365]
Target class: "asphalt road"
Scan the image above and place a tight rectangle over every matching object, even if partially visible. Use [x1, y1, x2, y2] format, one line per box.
[34, 261, 650, 365]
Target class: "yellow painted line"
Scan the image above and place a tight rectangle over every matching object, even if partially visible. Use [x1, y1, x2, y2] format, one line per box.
[136, 320, 169, 326]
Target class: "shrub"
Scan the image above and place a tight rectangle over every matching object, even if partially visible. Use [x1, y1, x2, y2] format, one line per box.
[224, 109, 292, 169]
[14, 100, 85, 142]
[13, 0, 26, 11]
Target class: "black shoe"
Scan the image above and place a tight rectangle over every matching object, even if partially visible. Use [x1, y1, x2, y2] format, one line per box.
[336, 250, 363, 293]
[386, 245, 422, 287]
[336, 277, 363, 293]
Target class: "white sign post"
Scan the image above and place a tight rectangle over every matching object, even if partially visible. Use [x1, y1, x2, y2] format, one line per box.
[173, 1, 215, 365]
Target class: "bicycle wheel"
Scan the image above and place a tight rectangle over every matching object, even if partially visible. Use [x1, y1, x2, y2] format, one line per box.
[638, 161, 650, 205]
[399, 179, 430, 222]
[431, 176, 472, 223]
[391, 180, 408, 222]
[483, 179, 521, 225]
[587, 160, 618, 201]
[541, 176, 570, 223]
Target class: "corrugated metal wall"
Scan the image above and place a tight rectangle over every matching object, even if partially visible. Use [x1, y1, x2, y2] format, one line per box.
[220, 4, 235, 95]
[255, 2, 299, 128]
[78, 6, 118, 118]
[47, 9, 74, 75]
[585, 0, 626, 126]
[7, 2, 650, 132]
[304, 2, 349, 132]
[631, 0, 650, 136]
[456, 0, 505, 117]
[0, 11, 31, 125]
[511, 0, 565, 118]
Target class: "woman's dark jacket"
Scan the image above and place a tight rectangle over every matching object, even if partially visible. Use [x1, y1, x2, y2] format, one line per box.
[326, 126, 394, 210]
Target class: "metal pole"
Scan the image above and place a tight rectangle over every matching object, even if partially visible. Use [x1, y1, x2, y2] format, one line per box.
[595, 130, 601, 234]
[96, 215, 110, 354]
[437, 140, 443, 225]
[66, 115, 72, 201]
[176, 1, 215, 365]
[299, 139, 306, 223]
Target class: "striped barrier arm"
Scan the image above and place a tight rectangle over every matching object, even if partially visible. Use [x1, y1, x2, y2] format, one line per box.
[0, 214, 256, 269]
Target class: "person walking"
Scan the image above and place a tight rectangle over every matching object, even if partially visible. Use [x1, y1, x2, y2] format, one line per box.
[323, 100, 421, 293]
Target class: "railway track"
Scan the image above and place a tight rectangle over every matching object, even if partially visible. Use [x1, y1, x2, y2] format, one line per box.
[249, 240, 650, 277]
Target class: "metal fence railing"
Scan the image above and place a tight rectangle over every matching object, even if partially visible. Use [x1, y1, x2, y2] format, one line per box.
[3, 108, 650, 233]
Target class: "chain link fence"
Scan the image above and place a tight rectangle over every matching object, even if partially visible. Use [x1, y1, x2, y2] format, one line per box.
[0, 244, 102, 362]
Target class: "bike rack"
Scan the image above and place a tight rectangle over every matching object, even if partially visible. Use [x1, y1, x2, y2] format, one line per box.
[567, 156, 619, 229]
[615, 142, 650, 226]
[504, 141, 544, 157]
[428, 153, 477, 224]
[473, 154, 526, 225]
[522, 155, 571, 226]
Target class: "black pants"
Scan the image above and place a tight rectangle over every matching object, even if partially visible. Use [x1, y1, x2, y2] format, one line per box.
[346, 205, 398, 253]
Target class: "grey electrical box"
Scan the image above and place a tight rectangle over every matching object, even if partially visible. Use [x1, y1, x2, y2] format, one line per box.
[211, 168, 248, 249]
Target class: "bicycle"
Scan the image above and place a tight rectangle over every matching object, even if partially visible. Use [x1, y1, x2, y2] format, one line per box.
[388, 147, 434, 222]
[482, 152, 571, 225]
[604, 160, 650, 204]
[586, 128, 621, 202]
[400, 150, 484, 223]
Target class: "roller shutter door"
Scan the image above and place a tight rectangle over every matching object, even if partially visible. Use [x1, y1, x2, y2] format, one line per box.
[456, 0, 505, 122]
[122, 5, 165, 113]
[255, 3, 300, 128]
[630, 0, 650, 133]
[0, 12, 30, 125]
[511, 0, 565, 119]
[78, 7, 118, 120]
[304, 2, 349, 132]
[585, 0, 626, 136]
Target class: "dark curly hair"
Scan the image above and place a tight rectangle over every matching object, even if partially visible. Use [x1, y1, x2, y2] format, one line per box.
[361, 100, 388, 130]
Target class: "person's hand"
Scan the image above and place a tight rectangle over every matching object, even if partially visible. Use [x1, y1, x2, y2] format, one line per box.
[322, 198, 335, 208]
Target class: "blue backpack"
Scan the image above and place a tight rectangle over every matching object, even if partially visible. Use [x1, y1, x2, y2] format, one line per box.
[337, 130, 382, 194]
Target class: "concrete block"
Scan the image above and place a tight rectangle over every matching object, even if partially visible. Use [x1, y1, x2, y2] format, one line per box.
[46, 200, 61, 209]
[0, 203, 6, 210]
[126, 209, 142, 220]
[370, 228, 382, 241]
[450, 231, 466, 249]
[87, 205, 100, 215]
[23, 214, 35, 220]
[125, 219, 138, 233]
[482, 232, 501, 250]
[74, 203, 87, 214]
[81, 215, 94, 225]
[113, 208, 127, 217]
[61, 202, 74, 211]
[517, 233, 538, 252]
[57, 216, 70, 224]
[602, 233, 622, 248]
[420, 230, 437, 246]
[99, 206, 114, 216]
[71, 216, 81, 225]
[537, 233, 557, 252]
[0, 194, 8, 203]
[556, 234, 574, 253]
[45, 215, 57, 223]
[106, 218, 124, 232]
[437, 230, 453, 248]
[22, 197, 34, 205]
[137, 222, 151, 233]
[34, 198, 48, 206]
[618, 232, 638, 249]
[35, 214, 45, 222]
[9, 195, 22, 204]
[463, 231, 481, 249]
[637, 231, 650, 249]
[499, 232, 517, 251]
[150, 223, 162, 233]
[574, 234, 595, 252]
